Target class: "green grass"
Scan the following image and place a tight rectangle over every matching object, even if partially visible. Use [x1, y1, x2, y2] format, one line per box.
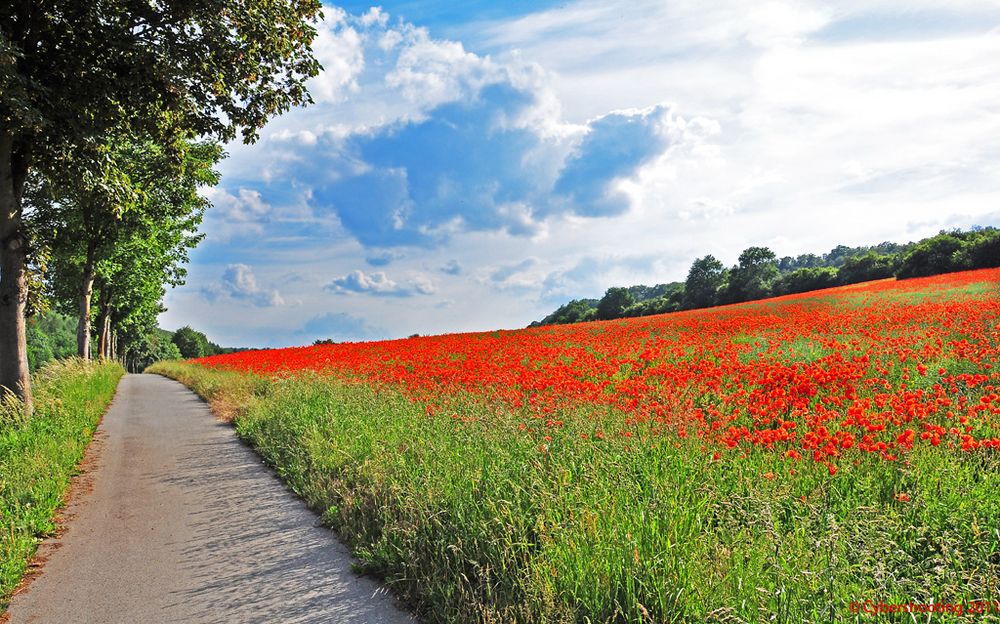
[149, 361, 1000, 623]
[0, 359, 123, 611]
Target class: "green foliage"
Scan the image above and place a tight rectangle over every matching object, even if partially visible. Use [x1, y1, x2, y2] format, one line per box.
[772, 266, 839, 296]
[623, 283, 679, 301]
[896, 228, 1000, 279]
[28, 138, 225, 361]
[896, 233, 965, 279]
[837, 251, 899, 284]
[625, 284, 684, 317]
[777, 252, 823, 272]
[724, 245, 779, 303]
[683, 254, 726, 309]
[1, 0, 323, 405]
[531, 299, 598, 326]
[25, 311, 77, 372]
[121, 329, 183, 373]
[596, 287, 635, 320]
[1, 1, 322, 152]
[957, 229, 1000, 269]
[171, 326, 214, 359]
[0, 360, 123, 609]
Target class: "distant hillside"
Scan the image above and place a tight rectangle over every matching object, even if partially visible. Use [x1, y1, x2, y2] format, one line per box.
[531, 226, 999, 327]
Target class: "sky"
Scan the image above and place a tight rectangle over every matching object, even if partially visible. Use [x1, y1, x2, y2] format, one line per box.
[160, 0, 1000, 348]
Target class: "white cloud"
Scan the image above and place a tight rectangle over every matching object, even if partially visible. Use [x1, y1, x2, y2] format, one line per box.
[201, 187, 272, 240]
[202, 264, 285, 307]
[325, 270, 436, 297]
[386, 32, 500, 106]
[308, 8, 365, 104]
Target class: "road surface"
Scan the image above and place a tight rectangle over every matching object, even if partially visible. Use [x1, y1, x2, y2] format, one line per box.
[5, 374, 415, 624]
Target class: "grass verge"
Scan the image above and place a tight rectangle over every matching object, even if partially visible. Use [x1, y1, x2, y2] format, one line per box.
[148, 360, 1000, 623]
[0, 359, 124, 611]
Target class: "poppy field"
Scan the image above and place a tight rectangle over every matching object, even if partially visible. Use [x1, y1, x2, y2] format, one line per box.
[151, 268, 1000, 623]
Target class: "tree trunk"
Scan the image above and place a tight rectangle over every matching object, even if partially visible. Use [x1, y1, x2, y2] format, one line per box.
[77, 244, 96, 360]
[0, 130, 32, 413]
[96, 289, 112, 359]
[97, 312, 110, 358]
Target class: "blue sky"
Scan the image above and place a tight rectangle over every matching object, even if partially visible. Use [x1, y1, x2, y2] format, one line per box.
[335, 1, 570, 35]
[161, 1, 1000, 347]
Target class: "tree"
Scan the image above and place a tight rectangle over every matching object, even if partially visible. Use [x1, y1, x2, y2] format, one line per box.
[777, 253, 822, 273]
[624, 287, 684, 317]
[683, 255, 727, 309]
[824, 245, 857, 267]
[542, 300, 597, 325]
[596, 287, 635, 320]
[122, 328, 182, 373]
[172, 326, 212, 359]
[896, 234, 964, 279]
[837, 252, 897, 285]
[772, 267, 839, 296]
[25, 310, 76, 371]
[29, 141, 147, 360]
[1, 1, 322, 408]
[32, 139, 222, 361]
[957, 229, 1000, 269]
[724, 246, 779, 303]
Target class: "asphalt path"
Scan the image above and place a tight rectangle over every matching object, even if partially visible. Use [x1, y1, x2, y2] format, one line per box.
[5, 374, 415, 624]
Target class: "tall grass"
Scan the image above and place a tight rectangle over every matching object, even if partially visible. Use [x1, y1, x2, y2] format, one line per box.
[0, 359, 124, 610]
[148, 361, 1000, 623]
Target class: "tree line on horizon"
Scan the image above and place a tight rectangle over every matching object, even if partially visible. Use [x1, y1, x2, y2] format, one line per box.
[532, 226, 1000, 326]
[26, 317, 236, 374]
[1, 1, 324, 412]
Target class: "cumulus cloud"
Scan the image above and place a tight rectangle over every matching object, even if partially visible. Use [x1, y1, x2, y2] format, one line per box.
[211, 9, 694, 250]
[304, 85, 683, 247]
[553, 105, 674, 215]
[385, 29, 505, 107]
[325, 270, 436, 297]
[202, 187, 272, 240]
[307, 8, 366, 103]
[202, 264, 284, 307]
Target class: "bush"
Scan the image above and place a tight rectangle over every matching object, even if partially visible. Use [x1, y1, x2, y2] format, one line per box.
[837, 252, 898, 284]
[772, 266, 839, 296]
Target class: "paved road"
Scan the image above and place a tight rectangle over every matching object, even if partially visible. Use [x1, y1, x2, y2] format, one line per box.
[6, 374, 415, 624]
